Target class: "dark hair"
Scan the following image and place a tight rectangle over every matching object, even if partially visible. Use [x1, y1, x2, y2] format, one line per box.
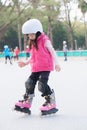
[28, 31, 41, 50]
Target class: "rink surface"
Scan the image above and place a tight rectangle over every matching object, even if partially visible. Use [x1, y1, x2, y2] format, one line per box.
[0, 57, 87, 130]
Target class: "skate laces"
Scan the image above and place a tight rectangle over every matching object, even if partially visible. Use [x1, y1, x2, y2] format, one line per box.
[19, 93, 29, 103]
[23, 93, 29, 100]
[43, 96, 51, 106]
[19, 99, 28, 103]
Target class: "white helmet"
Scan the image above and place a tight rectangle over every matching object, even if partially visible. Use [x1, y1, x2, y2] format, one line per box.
[63, 41, 66, 44]
[22, 19, 43, 34]
[26, 45, 29, 48]
[4, 45, 8, 48]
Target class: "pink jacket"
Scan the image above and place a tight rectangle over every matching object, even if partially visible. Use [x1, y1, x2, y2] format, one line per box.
[26, 48, 30, 53]
[29, 33, 54, 72]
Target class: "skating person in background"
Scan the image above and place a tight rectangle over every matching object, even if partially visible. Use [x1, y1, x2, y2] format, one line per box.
[14, 46, 20, 61]
[25, 45, 30, 60]
[14, 19, 61, 115]
[3, 45, 12, 64]
[63, 41, 68, 61]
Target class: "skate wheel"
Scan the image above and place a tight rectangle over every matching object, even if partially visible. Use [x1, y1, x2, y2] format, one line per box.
[14, 105, 31, 115]
[41, 108, 58, 116]
[22, 108, 31, 115]
[14, 105, 23, 112]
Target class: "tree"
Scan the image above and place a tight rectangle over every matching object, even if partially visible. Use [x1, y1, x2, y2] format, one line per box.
[60, 0, 76, 49]
[39, 0, 60, 44]
[0, 0, 32, 50]
[78, 0, 87, 49]
[52, 21, 68, 50]
[0, 1, 13, 39]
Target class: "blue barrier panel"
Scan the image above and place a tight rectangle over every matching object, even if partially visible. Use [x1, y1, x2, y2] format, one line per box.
[67, 51, 73, 56]
[0, 53, 4, 58]
[81, 51, 87, 56]
[56, 51, 64, 56]
[73, 51, 82, 56]
[56, 50, 87, 56]
[19, 52, 26, 57]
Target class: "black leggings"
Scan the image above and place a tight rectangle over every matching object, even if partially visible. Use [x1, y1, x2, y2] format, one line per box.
[26, 71, 52, 96]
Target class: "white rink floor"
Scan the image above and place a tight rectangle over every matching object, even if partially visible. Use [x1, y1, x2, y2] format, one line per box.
[0, 57, 87, 130]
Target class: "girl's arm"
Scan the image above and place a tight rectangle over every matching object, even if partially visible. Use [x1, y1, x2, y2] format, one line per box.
[45, 40, 61, 71]
[18, 60, 30, 67]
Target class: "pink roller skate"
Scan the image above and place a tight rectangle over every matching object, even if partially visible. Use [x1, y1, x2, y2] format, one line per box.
[14, 94, 34, 114]
[40, 90, 58, 115]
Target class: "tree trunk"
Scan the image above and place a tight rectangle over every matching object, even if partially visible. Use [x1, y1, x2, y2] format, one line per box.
[47, 16, 53, 44]
[17, 22, 22, 51]
[65, 3, 74, 50]
[83, 14, 87, 49]
[67, 25, 74, 50]
[24, 34, 27, 51]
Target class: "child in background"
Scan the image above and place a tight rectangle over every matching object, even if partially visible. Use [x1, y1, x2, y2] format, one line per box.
[14, 46, 19, 60]
[3, 45, 12, 64]
[63, 41, 68, 61]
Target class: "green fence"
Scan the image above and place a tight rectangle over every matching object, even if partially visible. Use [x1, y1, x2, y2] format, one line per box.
[1, 50, 87, 58]
[56, 50, 87, 57]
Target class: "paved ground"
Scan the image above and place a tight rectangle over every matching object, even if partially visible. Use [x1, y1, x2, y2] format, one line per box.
[0, 57, 87, 130]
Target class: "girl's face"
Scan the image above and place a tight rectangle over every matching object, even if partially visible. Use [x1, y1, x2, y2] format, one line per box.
[28, 33, 36, 40]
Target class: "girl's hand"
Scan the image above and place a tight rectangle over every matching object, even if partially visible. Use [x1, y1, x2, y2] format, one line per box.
[55, 65, 61, 72]
[18, 61, 26, 68]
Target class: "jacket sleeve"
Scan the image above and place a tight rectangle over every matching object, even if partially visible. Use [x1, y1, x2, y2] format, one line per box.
[45, 40, 59, 65]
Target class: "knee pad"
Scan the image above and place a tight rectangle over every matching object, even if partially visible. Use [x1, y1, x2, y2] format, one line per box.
[38, 81, 45, 94]
[25, 78, 35, 94]
[38, 81, 52, 96]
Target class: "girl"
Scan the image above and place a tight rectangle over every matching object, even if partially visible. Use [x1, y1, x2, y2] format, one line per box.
[14, 19, 61, 115]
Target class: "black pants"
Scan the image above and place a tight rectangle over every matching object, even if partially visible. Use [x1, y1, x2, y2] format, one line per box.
[26, 71, 52, 96]
[5, 55, 12, 64]
[64, 52, 67, 61]
[5, 55, 11, 60]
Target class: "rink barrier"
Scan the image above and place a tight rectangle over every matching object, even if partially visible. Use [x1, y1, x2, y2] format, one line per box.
[0, 50, 87, 58]
[56, 50, 87, 56]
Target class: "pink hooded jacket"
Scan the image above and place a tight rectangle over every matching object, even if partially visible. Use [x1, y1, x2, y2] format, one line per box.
[29, 33, 54, 72]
